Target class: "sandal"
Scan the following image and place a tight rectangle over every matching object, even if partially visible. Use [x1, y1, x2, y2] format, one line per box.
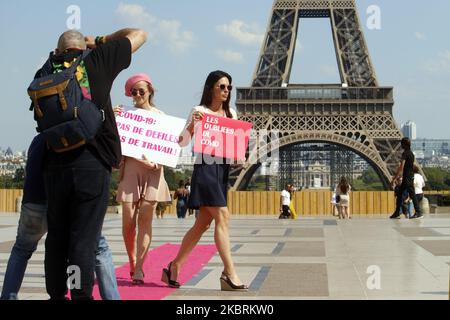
[220, 273, 248, 292]
[161, 262, 180, 288]
[132, 269, 145, 285]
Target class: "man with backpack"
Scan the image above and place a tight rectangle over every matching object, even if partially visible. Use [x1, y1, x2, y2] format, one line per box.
[1, 135, 120, 300]
[28, 28, 147, 300]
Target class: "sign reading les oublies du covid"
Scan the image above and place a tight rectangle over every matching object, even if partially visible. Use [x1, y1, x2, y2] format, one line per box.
[116, 106, 186, 168]
[194, 114, 253, 161]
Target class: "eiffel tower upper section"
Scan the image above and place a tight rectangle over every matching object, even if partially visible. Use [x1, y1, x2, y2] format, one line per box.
[232, 0, 405, 190]
[252, 0, 378, 88]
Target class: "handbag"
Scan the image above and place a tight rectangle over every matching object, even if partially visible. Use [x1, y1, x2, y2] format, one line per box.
[336, 195, 341, 203]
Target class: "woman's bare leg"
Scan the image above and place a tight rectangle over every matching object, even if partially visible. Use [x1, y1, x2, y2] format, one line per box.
[122, 202, 138, 274]
[345, 206, 350, 219]
[135, 200, 157, 274]
[209, 206, 243, 286]
[171, 208, 213, 278]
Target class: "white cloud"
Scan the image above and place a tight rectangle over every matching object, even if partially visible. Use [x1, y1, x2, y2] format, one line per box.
[115, 3, 156, 29]
[115, 2, 194, 54]
[424, 50, 450, 75]
[414, 32, 426, 40]
[216, 20, 264, 46]
[159, 20, 195, 53]
[216, 49, 244, 63]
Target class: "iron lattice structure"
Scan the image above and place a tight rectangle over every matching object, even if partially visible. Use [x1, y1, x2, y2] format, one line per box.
[277, 143, 356, 191]
[230, 0, 405, 191]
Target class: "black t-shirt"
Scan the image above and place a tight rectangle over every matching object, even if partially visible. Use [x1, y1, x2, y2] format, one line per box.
[83, 38, 132, 169]
[46, 38, 132, 170]
[401, 149, 415, 182]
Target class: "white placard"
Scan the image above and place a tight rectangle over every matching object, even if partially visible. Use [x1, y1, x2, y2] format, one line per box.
[116, 106, 186, 168]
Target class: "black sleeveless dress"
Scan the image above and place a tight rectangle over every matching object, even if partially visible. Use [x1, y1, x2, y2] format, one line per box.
[187, 156, 230, 209]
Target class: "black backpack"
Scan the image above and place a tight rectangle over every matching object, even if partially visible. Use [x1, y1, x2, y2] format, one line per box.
[27, 50, 104, 153]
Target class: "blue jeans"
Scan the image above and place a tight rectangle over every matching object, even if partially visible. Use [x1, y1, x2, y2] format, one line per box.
[0, 203, 120, 300]
[176, 200, 187, 219]
[95, 237, 120, 300]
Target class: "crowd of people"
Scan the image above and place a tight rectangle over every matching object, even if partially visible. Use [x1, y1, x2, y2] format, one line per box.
[0, 25, 426, 300]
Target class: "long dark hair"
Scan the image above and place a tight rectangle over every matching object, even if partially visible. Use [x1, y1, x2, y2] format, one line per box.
[199, 70, 233, 118]
[339, 177, 349, 194]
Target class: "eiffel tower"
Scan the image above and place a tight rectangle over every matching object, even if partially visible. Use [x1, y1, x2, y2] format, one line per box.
[230, 0, 405, 191]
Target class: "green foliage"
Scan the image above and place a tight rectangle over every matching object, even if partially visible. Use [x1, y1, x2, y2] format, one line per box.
[247, 176, 269, 191]
[163, 168, 193, 191]
[422, 167, 450, 191]
[0, 168, 25, 189]
[352, 168, 384, 191]
[352, 178, 384, 191]
[361, 168, 379, 184]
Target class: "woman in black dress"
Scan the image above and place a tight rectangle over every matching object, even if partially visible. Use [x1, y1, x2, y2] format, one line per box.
[161, 70, 248, 291]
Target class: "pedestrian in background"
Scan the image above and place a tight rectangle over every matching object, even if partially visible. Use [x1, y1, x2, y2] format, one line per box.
[336, 177, 351, 219]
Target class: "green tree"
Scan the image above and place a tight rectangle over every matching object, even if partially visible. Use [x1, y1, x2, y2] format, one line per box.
[361, 168, 380, 184]
[0, 168, 25, 189]
[14, 168, 25, 186]
[164, 168, 192, 191]
[352, 168, 384, 191]
[422, 167, 450, 190]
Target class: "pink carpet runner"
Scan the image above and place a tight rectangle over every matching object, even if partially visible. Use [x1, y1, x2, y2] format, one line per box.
[92, 244, 217, 300]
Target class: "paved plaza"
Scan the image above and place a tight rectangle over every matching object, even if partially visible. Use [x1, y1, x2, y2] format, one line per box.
[0, 213, 449, 300]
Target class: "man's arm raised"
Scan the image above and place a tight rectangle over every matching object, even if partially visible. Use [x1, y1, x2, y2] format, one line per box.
[85, 28, 148, 53]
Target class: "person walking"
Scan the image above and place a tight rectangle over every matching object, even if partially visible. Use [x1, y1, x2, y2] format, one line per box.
[115, 73, 171, 285]
[40, 28, 147, 300]
[174, 180, 189, 219]
[392, 177, 409, 218]
[160, 70, 248, 291]
[279, 184, 292, 219]
[390, 138, 423, 219]
[288, 185, 298, 220]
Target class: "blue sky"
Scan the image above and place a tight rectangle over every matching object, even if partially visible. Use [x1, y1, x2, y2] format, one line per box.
[1, 0, 449, 151]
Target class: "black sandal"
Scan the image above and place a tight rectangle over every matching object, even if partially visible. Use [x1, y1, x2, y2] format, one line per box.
[220, 273, 248, 291]
[161, 262, 180, 288]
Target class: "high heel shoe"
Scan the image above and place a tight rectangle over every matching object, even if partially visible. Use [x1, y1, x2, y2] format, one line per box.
[220, 273, 248, 291]
[132, 269, 145, 285]
[161, 262, 180, 288]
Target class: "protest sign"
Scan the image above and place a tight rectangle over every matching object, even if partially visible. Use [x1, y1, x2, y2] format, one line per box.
[116, 106, 186, 168]
[193, 114, 253, 161]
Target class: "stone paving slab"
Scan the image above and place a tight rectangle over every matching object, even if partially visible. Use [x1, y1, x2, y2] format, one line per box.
[414, 240, 450, 256]
[395, 227, 442, 237]
[0, 213, 449, 300]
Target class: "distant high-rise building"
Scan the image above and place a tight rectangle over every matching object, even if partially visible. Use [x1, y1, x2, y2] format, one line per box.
[401, 121, 417, 140]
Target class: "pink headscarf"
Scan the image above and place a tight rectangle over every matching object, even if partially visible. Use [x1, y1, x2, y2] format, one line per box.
[125, 73, 153, 97]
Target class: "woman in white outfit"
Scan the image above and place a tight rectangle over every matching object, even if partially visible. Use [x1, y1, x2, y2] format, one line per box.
[336, 177, 351, 219]
[413, 165, 425, 204]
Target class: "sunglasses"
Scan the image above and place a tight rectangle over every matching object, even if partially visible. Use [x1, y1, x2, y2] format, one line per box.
[218, 84, 233, 91]
[131, 89, 148, 97]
